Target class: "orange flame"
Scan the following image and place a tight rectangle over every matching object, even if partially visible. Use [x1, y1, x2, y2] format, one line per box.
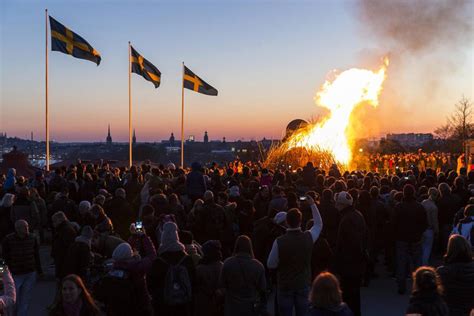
[284, 59, 388, 166]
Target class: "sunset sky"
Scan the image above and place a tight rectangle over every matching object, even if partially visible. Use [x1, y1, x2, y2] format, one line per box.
[1, 0, 473, 142]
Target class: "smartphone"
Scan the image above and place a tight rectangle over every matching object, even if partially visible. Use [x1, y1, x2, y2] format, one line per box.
[0, 259, 6, 273]
[135, 221, 143, 233]
[299, 196, 307, 201]
[404, 177, 409, 180]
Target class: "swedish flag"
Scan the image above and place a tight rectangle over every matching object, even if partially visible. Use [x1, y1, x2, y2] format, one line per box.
[49, 16, 101, 65]
[183, 66, 218, 96]
[131, 46, 161, 88]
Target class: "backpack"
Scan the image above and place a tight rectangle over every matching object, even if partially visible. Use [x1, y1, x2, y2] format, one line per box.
[95, 269, 136, 314]
[159, 255, 192, 306]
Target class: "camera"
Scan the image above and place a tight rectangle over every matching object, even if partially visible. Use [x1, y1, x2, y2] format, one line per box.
[135, 221, 143, 233]
[0, 259, 6, 273]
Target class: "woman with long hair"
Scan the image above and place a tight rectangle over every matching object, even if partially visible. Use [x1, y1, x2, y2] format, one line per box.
[309, 272, 353, 316]
[49, 274, 100, 316]
[437, 235, 474, 316]
[405, 267, 449, 316]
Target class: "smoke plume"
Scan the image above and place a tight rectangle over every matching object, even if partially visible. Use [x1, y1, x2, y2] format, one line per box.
[359, 0, 472, 53]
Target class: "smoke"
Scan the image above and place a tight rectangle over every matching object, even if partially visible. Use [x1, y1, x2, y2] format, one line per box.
[353, 0, 473, 136]
[359, 0, 472, 53]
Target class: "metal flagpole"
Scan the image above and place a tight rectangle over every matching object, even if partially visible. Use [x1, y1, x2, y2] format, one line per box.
[128, 42, 132, 168]
[45, 9, 50, 171]
[180, 62, 185, 168]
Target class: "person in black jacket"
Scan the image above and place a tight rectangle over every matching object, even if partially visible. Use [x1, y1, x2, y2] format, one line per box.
[63, 226, 94, 283]
[393, 184, 428, 294]
[333, 191, 368, 316]
[51, 212, 78, 279]
[2, 220, 42, 316]
[436, 234, 474, 316]
[405, 266, 449, 316]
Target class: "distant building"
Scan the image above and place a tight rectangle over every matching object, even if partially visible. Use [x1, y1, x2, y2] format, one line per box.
[106, 124, 112, 145]
[132, 129, 137, 145]
[386, 133, 433, 147]
[204, 131, 209, 143]
[223, 137, 226, 144]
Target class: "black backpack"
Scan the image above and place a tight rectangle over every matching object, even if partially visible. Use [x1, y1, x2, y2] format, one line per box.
[95, 269, 136, 314]
[159, 256, 192, 306]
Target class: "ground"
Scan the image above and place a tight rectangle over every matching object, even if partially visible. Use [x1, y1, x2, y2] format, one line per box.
[28, 245, 409, 316]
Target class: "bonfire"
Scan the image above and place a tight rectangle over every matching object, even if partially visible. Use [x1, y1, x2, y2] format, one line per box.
[265, 58, 389, 171]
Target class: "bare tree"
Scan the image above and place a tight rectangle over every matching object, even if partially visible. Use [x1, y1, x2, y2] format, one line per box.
[435, 96, 473, 150]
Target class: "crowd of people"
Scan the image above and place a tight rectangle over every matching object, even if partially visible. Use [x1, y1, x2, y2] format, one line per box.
[358, 152, 467, 175]
[0, 158, 473, 316]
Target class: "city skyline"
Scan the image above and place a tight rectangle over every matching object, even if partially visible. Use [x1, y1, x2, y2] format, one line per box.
[1, 0, 473, 142]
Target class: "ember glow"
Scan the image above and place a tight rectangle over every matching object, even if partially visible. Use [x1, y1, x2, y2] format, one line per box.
[284, 58, 389, 166]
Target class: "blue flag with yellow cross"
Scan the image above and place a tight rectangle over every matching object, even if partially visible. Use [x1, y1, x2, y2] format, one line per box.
[183, 65, 218, 96]
[49, 16, 101, 65]
[130, 46, 161, 88]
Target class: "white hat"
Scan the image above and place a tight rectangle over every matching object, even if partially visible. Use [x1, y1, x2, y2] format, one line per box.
[273, 211, 287, 225]
[112, 242, 133, 260]
[335, 191, 353, 208]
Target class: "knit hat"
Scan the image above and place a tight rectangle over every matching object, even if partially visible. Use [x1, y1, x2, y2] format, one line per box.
[229, 185, 240, 197]
[112, 242, 133, 260]
[335, 191, 353, 210]
[273, 211, 287, 225]
[159, 222, 185, 255]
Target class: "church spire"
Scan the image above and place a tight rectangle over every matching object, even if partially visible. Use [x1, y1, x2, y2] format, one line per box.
[106, 124, 112, 145]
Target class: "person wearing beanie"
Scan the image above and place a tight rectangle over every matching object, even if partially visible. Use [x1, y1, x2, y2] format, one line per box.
[194, 240, 224, 316]
[148, 221, 195, 316]
[333, 191, 368, 316]
[393, 184, 428, 295]
[95, 232, 156, 316]
[274, 211, 287, 226]
[63, 226, 94, 281]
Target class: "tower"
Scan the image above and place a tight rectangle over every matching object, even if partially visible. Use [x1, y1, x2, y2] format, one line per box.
[169, 133, 175, 146]
[106, 124, 112, 145]
[204, 131, 209, 143]
[132, 129, 137, 145]
[222, 136, 226, 144]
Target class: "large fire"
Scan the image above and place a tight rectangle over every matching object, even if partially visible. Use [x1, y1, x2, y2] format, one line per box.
[281, 58, 388, 167]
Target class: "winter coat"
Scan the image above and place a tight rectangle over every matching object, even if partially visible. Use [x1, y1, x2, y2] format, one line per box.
[334, 206, 368, 278]
[51, 221, 77, 278]
[437, 261, 474, 316]
[194, 261, 224, 316]
[2, 232, 42, 275]
[186, 170, 207, 200]
[11, 198, 39, 230]
[104, 196, 134, 240]
[393, 198, 428, 243]
[63, 237, 92, 281]
[219, 253, 266, 316]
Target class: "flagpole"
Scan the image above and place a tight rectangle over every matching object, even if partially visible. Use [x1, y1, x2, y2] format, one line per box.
[128, 41, 132, 168]
[45, 8, 50, 172]
[181, 62, 185, 168]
